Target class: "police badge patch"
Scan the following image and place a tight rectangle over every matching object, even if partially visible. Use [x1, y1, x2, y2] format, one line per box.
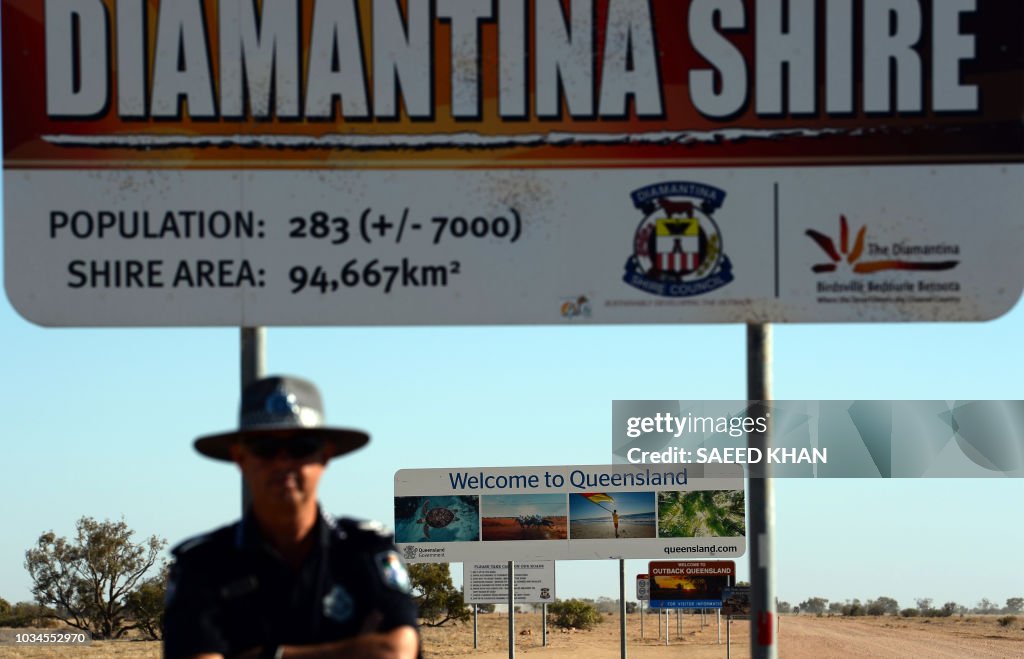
[377, 551, 412, 594]
[623, 181, 734, 297]
[322, 584, 355, 623]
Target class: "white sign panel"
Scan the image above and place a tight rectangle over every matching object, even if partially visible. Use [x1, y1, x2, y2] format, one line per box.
[5, 168, 1024, 326]
[393, 463, 745, 563]
[463, 562, 555, 605]
[636, 575, 650, 601]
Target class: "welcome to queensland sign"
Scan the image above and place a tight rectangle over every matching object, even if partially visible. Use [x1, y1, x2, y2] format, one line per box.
[394, 463, 745, 563]
[4, 1, 1022, 326]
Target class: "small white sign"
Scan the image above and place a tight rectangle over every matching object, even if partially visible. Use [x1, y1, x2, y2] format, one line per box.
[636, 575, 650, 601]
[464, 562, 555, 604]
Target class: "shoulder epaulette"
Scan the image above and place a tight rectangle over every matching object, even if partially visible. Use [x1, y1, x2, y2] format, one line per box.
[332, 517, 394, 543]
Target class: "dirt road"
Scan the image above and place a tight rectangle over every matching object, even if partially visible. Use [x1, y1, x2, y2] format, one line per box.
[2, 613, 1021, 657]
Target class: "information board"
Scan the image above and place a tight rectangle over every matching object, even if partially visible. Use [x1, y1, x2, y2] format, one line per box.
[463, 561, 555, 604]
[4, 1, 1022, 326]
[721, 586, 751, 617]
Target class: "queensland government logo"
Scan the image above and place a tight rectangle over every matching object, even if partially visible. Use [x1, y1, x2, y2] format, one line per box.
[623, 182, 733, 297]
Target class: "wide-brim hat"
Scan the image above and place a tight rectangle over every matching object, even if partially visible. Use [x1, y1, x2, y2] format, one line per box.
[194, 375, 369, 461]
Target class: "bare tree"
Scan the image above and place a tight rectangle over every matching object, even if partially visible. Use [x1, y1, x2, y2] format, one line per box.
[24, 517, 166, 639]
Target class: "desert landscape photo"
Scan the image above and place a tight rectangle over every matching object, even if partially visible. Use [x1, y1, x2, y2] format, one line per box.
[481, 494, 568, 541]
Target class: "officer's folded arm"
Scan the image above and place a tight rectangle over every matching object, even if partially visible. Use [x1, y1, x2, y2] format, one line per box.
[180, 624, 420, 659]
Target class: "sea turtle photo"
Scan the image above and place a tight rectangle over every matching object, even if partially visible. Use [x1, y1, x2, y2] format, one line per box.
[416, 499, 459, 539]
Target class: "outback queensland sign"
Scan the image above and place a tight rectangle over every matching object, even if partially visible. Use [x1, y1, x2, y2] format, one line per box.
[3, 1, 1022, 326]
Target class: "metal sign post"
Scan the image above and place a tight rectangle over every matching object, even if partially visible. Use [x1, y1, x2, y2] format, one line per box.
[473, 605, 478, 649]
[747, 324, 777, 658]
[542, 603, 547, 647]
[239, 326, 265, 511]
[619, 559, 627, 659]
[636, 573, 649, 640]
[508, 561, 515, 659]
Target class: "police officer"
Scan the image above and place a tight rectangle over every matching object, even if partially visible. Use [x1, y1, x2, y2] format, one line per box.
[164, 376, 420, 659]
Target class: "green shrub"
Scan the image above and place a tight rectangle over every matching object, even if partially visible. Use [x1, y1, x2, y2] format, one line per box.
[0, 602, 53, 628]
[546, 599, 601, 630]
[407, 564, 470, 627]
[900, 608, 919, 618]
[997, 616, 1016, 628]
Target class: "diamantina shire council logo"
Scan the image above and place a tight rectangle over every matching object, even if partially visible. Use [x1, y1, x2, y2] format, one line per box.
[623, 182, 734, 297]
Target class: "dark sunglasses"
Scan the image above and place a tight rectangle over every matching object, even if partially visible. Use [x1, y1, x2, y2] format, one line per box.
[243, 436, 325, 460]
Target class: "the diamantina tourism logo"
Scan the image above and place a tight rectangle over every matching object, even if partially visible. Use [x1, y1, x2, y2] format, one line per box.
[806, 215, 962, 298]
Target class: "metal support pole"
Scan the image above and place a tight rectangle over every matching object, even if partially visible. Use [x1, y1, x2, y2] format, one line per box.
[240, 327, 265, 389]
[727, 616, 732, 659]
[240, 327, 265, 511]
[473, 604, 478, 649]
[619, 559, 627, 659]
[717, 609, 721, 644]
[508, 561, 515, 659]
[664, 610, 669, 646]
[747, 324, 777, 658]
[542, 603, 547, 647]
[657, 606, 661, 639]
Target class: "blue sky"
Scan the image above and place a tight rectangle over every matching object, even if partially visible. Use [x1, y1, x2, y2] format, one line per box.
[2, 270, 1021, 609]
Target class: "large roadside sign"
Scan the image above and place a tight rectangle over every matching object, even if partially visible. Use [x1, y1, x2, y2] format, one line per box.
[393, 463, 745, 562]
[4, 1, 1023, 326]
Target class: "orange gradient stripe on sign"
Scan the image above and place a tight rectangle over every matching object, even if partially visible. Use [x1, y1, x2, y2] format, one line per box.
[3, 0, 1022, 170]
